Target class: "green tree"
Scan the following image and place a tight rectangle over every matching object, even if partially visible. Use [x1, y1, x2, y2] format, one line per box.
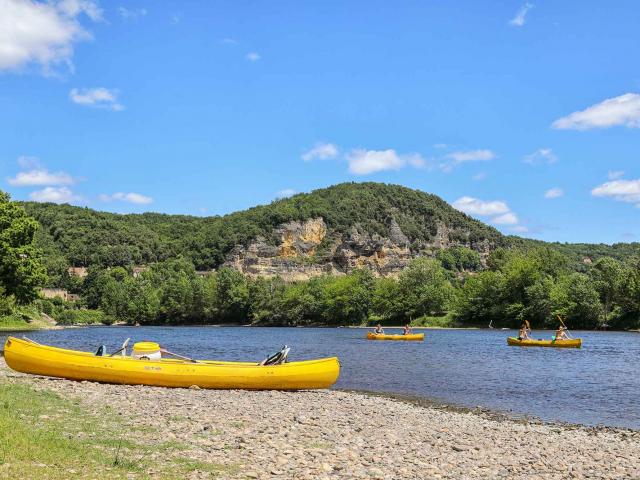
[590, 257, 626, 325]
[550, 273, 602, 328]
[397, 258, 454, 319]
[0, 191, 46, 303]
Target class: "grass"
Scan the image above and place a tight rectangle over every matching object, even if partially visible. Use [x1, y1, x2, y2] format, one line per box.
[0, 381, 240, 479]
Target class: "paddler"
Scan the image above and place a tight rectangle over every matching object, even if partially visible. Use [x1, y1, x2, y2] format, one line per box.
[373, 324, 384, 335]
[555, 325, 568, 341]
[518, 322, 530, 340]
[403, 324, 413, 335]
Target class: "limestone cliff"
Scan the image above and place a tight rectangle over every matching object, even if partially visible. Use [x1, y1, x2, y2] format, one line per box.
[224, 216, 491, 280]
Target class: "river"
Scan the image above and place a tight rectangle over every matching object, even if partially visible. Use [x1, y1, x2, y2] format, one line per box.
[2, 327, 638, 429]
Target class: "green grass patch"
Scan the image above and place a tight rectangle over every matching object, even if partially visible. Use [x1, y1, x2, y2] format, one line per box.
[0, 382, 240, 478]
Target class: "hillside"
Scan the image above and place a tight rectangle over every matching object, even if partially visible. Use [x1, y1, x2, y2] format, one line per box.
[23, 183, 504, 279]
[21, 182, 639, 283]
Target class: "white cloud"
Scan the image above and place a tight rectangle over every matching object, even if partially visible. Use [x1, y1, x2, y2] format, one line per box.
[117, 6, 147, 19]
[69, 87, 124, 111]
[544, 188, 564, 199]
[245, 52, 260, 62]
[492, 212, 519, 225]
[453, 196, 524, 229]
[591, 179, 640, 206]
[0, 0, 101, 73]
[346, 149, 427, 175]
[552, 93, 640, 130]
[100, 192, 154, 205]
[301, 143, 339, 162]
[221, 38, 238, 45]
[524, 148, 557, 165]
[608, 170, 625, 180]
[509, 3, 533, 27]
[276, 189, 296, 199]
[433, 143, 448, 149]
[8, 167, 75, 186]
[453, 196, 510, 216]
[29, 186, 81, 203]
[511, 225, 529, 233]
[472, 172, 487, 181]
[441, 149, 495, 172]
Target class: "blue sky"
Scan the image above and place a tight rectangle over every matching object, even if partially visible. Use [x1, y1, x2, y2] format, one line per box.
[1, 1, 639, 244]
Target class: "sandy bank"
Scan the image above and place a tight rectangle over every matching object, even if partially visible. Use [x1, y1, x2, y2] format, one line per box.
[2, 358, 639, 479]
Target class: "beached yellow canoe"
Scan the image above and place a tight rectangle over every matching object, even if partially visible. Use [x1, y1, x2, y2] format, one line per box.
[507, 337, 582, 348]
[367, 332, 424, 341]
[3, 337, 340, 390]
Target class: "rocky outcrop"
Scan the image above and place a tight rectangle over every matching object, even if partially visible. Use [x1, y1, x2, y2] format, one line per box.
[224, 216, 488, 281]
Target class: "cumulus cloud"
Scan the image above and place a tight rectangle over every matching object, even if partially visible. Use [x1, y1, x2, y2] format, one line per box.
[453, 196, 523, 229]
[509, 3, 533, 27]
[492, 212, 519, 225]
[552, 93, 640, 130]
[117, 6, 147, 19]
[591, 179, 640, 207]
[441, 149, 495, 172]
[245, 52, 260, 62]
[69, 87, 124, 111]
[276, 189, 296, 199]
[100, 192, 153, 205]
[29, 186, 81, 203]
[0, 0, 101, 73]
[8, 163, 75, 186]
[524, 148, 557, 165]
[302, 143, 339, 162]
[544, 188, 564, 199]
[453, 197, 510, 216]
[608, 170, 625, 180]
[346, 149, 426, 175]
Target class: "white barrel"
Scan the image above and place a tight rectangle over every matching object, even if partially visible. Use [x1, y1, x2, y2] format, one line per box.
[132, 342, 162, 360]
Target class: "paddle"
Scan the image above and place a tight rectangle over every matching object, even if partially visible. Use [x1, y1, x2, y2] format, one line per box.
[160, 348, 200, 363]
[109, 338, 131, 357]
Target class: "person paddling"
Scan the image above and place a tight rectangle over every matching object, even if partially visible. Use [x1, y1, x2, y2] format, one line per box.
[518, 322, 531, 341]
[403, 324, 413, 335]
[554, 325, 568, 341]
[373, 324, 384, 335]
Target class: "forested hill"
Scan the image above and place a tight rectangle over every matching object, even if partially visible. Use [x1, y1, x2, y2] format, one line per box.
[22, 182, 504, 270]
[21, 182, 639, 281]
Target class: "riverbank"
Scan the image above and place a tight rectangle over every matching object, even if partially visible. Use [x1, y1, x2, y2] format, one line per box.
[1, 359, 638, 479]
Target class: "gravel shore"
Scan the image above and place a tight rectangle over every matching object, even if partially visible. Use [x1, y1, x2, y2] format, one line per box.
[2, 358, 639, 479]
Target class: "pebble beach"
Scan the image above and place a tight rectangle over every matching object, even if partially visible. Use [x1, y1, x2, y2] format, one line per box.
[2, 358, 639, 479]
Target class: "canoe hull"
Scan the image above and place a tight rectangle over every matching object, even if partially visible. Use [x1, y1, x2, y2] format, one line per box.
[367, 332, 424, 341]
[507, 337, 582, 348]
[3, 337, 340, 390]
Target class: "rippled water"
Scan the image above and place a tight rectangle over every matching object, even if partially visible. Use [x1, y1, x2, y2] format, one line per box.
[2, 327, 639, 429]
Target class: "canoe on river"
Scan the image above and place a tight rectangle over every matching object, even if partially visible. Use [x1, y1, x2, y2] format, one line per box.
[3, 337, 340, 390]
[367, 332, 424, 341]
[507, 337, 582, 348]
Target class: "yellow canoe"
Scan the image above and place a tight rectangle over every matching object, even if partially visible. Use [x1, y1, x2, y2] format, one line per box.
[507, 337, 582, 348]
[367, 332, 424, 341]
[3, 337, 340, 390]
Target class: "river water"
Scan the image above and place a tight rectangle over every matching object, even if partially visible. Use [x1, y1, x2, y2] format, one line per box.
[2, 327, 639, 429]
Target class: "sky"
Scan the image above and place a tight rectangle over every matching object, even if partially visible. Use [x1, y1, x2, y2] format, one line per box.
[1, 0, 639, 244]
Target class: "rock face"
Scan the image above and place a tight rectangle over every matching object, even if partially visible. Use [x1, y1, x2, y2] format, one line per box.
[224, 216, 490, 280]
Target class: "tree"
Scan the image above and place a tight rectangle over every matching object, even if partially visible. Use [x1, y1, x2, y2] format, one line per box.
[550, 273, 602, 329]
[590, 257, 626, 325]
[397, 258, 454, 319]
[0, 191, 46, 303]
